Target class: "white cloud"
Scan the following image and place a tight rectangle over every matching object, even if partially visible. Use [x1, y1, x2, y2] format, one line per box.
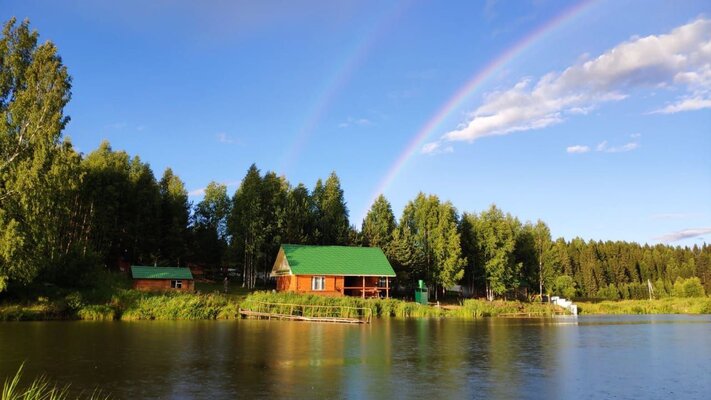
[654, 227, 711, 243]
[216, 132, 237, 144]
[421, 141, 453, 155]
[568, 133, 641, 154]
[566, 145, 590, 154]
[439, 18, 711, 147]
[652, 96, 711, 114]
[596, 140, 639, 153]
[339, 117, 372, 128]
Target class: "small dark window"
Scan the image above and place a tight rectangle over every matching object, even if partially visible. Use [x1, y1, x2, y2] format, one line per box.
[171, 280, 183, 289]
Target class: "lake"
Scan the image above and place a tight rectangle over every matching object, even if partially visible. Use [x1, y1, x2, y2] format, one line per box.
[1, 315, 709, 399]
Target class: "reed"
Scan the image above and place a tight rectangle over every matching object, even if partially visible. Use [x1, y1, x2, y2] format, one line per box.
[2, 364, 108, 400]
[576, 297, 711, 315]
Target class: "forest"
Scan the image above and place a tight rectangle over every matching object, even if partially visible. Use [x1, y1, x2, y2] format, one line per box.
[1, 18, 709, 301]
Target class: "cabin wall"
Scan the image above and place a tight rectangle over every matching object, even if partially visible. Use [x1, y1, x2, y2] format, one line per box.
[275, 275, 344, 296]
[275, 275, 392, 297]
[133, 279, 194, 292]
[276, 276, 293, 292]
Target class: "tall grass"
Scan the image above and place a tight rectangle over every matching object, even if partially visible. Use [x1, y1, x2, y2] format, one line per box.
[1, 288, 242, 321]
[457, 299, 563, 318]
[2, 364, 108, 400]
[242, 291, 445, 318]
[577, 297, 711, 314]
[241, 292, 571, 319]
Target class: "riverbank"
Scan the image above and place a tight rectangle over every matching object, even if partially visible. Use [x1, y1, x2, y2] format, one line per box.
[0, 275, 247, 322]
[2, 284, 709, 321]
[0, 289, 566, 321]
[576, 297, 711, 314]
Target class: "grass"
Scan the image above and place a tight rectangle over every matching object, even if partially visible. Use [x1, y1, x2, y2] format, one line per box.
[2, 364, 108, 400]
[457, 299, 563, 318]
[576, 297, 711, 315]
[240, 292, 567, 319]
[242, 291, 446, 318]
[0, 272, 243, 321]
[2, 272, 709, 321]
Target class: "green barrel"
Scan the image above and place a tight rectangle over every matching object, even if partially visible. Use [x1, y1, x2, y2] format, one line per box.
[414, 280, 428, 305]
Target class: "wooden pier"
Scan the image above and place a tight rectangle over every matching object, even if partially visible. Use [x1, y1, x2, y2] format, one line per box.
[239, 301, 372, 324]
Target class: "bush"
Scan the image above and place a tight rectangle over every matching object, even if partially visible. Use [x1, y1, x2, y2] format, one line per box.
[553, 275, 576, 299]
[681, 277, 705, 298]
[596, 284, 620, 301]
[77, 305, 116, 320]
[577, 297, 711, 314]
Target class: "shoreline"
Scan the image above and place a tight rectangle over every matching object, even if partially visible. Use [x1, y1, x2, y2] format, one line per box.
[2, 290, 709, 322]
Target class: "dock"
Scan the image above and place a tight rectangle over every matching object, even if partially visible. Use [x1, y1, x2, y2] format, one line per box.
[239, 301, 372, 324]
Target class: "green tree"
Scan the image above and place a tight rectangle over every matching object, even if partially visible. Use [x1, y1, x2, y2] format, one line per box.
[259, 171, 288, 286]
[314, 172, 349, 245]
[282, 183, 315, 244]
[229, 164, 264, 289]
[474, 205, 521, 300]
[0, 18, 75, 290]
[553, 275, 576, 299]
[532, 220, 553, 298]
[362, 194, 396, 250]
[192, 181, 231, 272]
[396, 193, 464, 299]
[158, 168, 190, 266]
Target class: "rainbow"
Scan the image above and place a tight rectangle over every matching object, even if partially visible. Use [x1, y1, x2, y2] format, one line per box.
[280, 1, 412, 173]
[366, 0, 597, 207]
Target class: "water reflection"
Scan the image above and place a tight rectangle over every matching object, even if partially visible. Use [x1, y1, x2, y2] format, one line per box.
[0, 315, 709, 399]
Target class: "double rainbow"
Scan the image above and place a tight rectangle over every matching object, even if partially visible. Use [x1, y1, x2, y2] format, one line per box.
[366, 0, 597, 209]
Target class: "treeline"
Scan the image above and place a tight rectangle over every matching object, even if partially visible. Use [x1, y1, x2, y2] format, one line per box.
[1, 18, 709, 299]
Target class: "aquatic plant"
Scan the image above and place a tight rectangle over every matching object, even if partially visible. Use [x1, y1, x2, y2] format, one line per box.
[1, 364, 108, 400]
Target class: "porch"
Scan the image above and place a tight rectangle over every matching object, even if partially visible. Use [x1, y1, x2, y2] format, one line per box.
[342, 276, 391, 299]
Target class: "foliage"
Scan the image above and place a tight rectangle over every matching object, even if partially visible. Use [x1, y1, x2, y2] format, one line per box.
[460, 299, 563, 317]
[313, 172, 350, 245]
[462, 205, 521, 300]
[242, 291, 446, 318]
[577, 297, 711, 315]
[191, 181, 231, 274]
[1, 17, 710, 312]
[158, 168, 190, 266]
[0, 18, 79, 291]
[553, 275, 577, 299]
[2, 364, 109, 400]
[394, 193, 465, 299]
[362, 195, 396, 250]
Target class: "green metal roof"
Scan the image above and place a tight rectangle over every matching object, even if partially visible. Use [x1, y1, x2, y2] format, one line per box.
[131, 266, 193, 280]
[281, 244, 396, 277]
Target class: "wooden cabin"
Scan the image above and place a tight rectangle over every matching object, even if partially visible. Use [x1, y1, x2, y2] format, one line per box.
[131, 265, 195, 292]
[270, 244, 396, 298]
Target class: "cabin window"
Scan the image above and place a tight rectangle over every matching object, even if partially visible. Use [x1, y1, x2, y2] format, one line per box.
[311, 276, 325, 291]
[171, 280, 183, 289]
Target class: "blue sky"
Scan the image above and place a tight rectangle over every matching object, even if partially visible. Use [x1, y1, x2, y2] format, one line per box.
[3, 0, 709, 246]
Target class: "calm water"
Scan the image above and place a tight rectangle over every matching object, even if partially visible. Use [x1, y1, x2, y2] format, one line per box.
[1, 315, 709, 399]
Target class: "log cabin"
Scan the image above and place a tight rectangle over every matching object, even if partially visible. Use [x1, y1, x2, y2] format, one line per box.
[270, 244, 396, 298]
[131, 265, 195, 291]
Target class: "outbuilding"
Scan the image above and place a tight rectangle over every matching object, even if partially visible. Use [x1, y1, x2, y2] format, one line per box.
[270, 244, 396, 298]
[131, 265, 194, 291]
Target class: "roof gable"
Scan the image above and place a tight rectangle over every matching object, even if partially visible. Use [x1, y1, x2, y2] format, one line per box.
[131, 266, 193, 280]
[277, 244, 396, 277]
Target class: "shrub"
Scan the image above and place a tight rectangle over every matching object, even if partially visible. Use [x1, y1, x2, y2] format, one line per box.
[681, 277, 705, 298]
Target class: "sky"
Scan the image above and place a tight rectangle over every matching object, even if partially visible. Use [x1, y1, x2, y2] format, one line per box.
[2, 0, 710, 246]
